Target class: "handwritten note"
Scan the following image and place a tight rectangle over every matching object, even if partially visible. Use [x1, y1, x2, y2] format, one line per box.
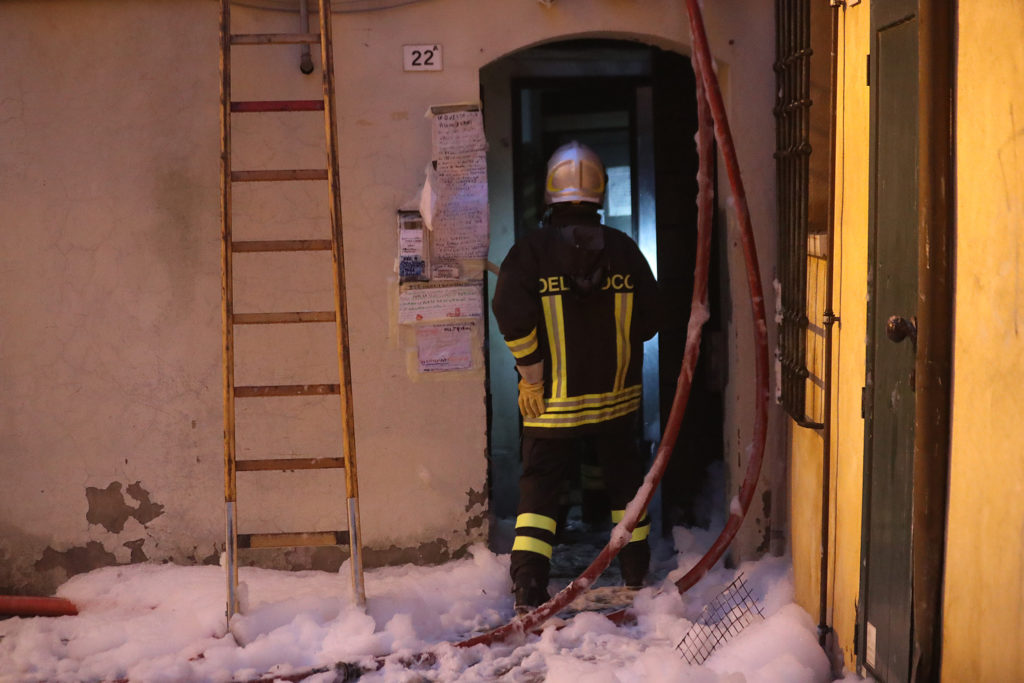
[431, 111, 486, 156]
[430, 108, 489, 259]
[416, 322, 474, 372]
[398, 283, 483, 323]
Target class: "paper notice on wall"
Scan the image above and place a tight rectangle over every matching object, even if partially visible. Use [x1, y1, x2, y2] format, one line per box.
[416, 322, 474, 372]
[431, 109, 486, 156]
[398, 282, 483, 323]
[429, 107, 489, 259]
[397, 210, 429, 282]
[400, 227, 423, 257]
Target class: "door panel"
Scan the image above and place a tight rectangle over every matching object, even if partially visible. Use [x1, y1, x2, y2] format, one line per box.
[863, 2, 918, 681]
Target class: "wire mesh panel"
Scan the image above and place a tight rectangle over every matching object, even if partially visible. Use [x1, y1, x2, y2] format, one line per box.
[676, 574, 766, 665]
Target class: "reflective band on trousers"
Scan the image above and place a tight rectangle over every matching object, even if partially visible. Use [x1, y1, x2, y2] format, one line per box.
[512, 536, 553, 558]
[611, 509, 651, 542]
[515, 512, 557, 534]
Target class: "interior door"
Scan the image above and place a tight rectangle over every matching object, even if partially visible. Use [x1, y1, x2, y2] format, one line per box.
[861, 1, 919, 681]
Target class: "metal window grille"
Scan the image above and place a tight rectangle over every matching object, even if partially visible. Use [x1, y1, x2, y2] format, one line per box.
[676, 573, 766, 665]
[774, 0, 816, 424]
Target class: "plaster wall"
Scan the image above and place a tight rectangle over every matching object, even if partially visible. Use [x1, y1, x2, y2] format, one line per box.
[942, 2, 1024, 679]
[1, 0, 777, 595]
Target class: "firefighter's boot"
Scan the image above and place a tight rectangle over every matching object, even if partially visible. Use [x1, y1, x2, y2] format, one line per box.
[619, 540, 650, 589]
[513, 575, 550, 616]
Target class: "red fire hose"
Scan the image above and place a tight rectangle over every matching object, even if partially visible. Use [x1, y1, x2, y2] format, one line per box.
[672, 0, 771, 594]
[0, 595, 78, 617]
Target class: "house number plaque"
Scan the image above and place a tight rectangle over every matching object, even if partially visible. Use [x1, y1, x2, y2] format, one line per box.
[403, 44, 442, 71]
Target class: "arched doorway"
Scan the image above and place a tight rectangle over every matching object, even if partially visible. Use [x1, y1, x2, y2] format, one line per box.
[482, 38, 726, 558]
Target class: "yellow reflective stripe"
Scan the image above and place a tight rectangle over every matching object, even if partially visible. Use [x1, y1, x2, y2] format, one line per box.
[542, 295, 567, 399]
[523, 396, 641, 429]
[515, 513, 557, 534]
[611, 510, 649, 523]
[505, 328, 538, 359]
[545, 385, 642, 412]
[613, 292, 633, 391]
[611, 510, 650, 542]
[512, 536, 553, 558]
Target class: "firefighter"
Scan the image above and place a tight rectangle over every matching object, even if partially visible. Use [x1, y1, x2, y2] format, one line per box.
[492, 141, 661, 614]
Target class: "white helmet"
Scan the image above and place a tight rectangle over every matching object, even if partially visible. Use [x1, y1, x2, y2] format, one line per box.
[544, 141, 606, 206]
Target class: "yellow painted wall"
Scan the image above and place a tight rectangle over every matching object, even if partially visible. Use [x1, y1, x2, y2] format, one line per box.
[943, 2, 1024, 680]
[829, 4, 871, 669]
[788, 2, 871, 671]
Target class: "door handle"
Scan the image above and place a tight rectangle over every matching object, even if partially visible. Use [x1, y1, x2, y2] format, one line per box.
[885, 315, 917, 345]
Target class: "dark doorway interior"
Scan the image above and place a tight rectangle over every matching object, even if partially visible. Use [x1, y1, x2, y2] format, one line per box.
[483, 40, 725, 548]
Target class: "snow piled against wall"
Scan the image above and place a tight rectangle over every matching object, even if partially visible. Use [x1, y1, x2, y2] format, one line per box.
[0, 532, 867, 682]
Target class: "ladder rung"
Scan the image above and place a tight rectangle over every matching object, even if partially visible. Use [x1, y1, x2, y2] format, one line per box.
[237, 531, 349, 549]
[232, 240, 333, 253]
[231, 33, 322, 45]
[236, 457, 345, 472]
[235, 384, 340, 398]
[231, 100, 325, 113]
[231, 169, 328, 182]
[234, 311, 336, 325]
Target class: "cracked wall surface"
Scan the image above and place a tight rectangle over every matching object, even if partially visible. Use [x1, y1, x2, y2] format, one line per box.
[1, 0, 776, 595]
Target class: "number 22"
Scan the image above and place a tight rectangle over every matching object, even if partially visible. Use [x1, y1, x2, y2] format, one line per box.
[411, 48, 435, 67]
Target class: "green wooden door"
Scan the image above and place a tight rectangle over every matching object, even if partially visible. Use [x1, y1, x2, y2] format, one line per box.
[862, 1, 919, 681]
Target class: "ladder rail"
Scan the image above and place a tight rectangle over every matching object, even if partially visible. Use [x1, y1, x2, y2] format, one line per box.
[218, 0, 240, 620]
[318, 0, 367, 608]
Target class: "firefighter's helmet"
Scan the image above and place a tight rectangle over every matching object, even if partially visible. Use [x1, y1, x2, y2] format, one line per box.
[544, 141, 606, 206]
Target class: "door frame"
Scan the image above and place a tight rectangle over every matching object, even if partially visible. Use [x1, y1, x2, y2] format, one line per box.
[908, 1, 955, 680]
[481, 40, 718, 530]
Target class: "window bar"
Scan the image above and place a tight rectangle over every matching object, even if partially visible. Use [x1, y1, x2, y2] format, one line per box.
[774, 0, 818, 427]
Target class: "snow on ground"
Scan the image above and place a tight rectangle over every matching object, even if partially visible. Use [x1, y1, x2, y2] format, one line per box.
[0, 527, 865, 682]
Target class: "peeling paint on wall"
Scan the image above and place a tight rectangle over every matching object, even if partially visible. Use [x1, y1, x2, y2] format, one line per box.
[365, 538, 461, 567]
[464, 487, 488, 513]
[85, 481, 165, 533]
[34, 541, 117, 578]
[232, 537, 474, 574]
[123, 539, 148, 563]
[465, 512, 487, 533]
[310, 546, 346, 572]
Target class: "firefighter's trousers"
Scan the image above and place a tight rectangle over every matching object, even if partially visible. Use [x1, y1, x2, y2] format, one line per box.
[510, 431, 651, 589]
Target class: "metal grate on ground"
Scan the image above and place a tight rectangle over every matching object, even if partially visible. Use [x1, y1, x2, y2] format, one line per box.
[676, 573, 766, 665]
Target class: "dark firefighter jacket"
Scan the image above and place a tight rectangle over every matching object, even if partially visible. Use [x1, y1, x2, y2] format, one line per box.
[493, 215, 660, 438]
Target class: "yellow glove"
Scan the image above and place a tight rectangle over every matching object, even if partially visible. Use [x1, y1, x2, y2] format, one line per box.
[517, 378, 546, 419]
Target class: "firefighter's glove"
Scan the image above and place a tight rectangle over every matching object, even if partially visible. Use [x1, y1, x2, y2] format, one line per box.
[516, 361, 546, 419]
[517, 378, 546, 419]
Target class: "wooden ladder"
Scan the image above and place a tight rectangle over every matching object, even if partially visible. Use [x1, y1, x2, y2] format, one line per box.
[218, 0, 365, 619]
